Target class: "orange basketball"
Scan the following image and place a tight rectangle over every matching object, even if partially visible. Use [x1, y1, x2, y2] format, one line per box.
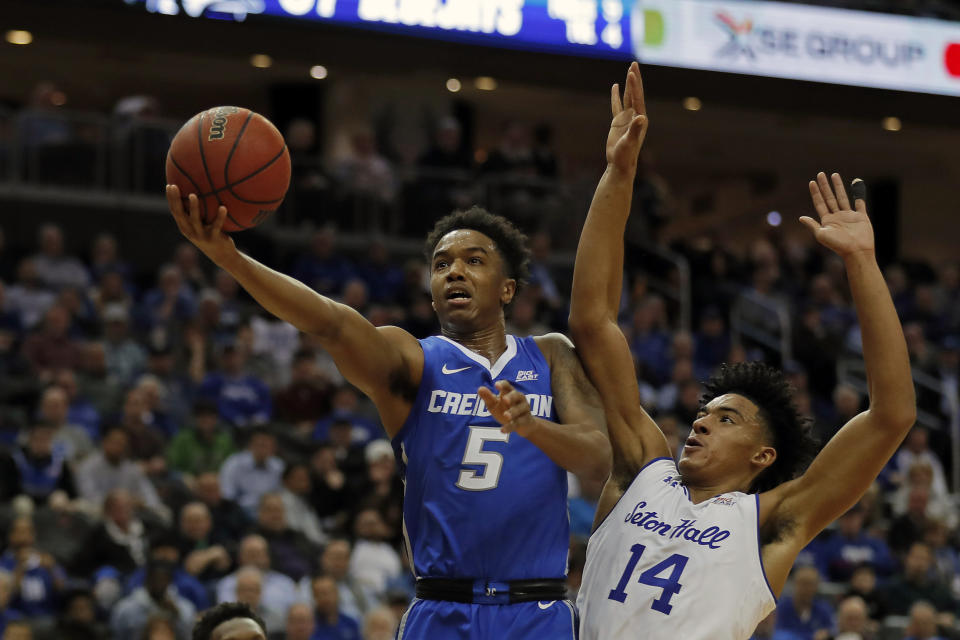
[165, 106, 291, 232]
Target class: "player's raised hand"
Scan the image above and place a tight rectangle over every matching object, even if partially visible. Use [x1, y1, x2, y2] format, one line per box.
[606, 61, 649, 173]
[166, 184, 237, 266]
[478, 381, 537, 437]
[800, 172, 875, 259]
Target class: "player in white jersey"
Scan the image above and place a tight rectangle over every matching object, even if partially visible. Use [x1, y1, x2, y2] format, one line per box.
[568, 63, 917, 640]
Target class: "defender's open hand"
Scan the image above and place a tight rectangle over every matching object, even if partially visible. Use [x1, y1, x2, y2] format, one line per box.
[801, 172, 875, 259]
[607, 61, 649, 172]
[478, 380, 537, 437]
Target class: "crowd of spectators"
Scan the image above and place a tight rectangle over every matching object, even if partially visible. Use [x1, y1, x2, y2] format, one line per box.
[0, 169, 957, 640]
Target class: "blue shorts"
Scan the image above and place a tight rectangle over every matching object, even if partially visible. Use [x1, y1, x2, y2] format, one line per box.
[396, 598, 578, 640]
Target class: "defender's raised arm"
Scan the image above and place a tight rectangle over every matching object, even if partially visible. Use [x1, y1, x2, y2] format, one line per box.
[568, 63, 670, 488]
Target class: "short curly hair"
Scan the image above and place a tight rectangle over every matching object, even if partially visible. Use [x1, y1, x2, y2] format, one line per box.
[700, 362, 820, 494]
[424, 206, 531, 293]
[192, 602, 266, 640]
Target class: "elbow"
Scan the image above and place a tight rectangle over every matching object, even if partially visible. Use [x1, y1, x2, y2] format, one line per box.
[568, 309, 608, 340]
[869, 403, 917, 433]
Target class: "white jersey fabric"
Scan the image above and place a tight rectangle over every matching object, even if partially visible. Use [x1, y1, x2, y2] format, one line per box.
[577, 458, 776, 640]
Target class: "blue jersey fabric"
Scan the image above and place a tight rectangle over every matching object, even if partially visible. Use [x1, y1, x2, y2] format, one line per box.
[392, 335, 568, 582]
[397, 598, 577, 640]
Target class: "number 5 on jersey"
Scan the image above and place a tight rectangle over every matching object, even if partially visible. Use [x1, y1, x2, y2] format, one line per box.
[456, 426, 510, 491]
[608, 544, 689, 615]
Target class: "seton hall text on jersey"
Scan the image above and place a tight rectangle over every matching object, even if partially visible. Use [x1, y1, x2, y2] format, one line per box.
[426, 390, 554, 418]
[624, 500, 732, 549]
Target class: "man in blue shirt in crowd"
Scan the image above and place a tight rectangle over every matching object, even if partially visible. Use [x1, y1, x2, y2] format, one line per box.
[200, 344, 272, 428]
[0, 517, 65, 621]
[775, 565, 836, 640]
[310, 574, 360, 640]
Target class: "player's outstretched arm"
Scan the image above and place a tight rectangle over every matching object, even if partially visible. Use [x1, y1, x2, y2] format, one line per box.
[568, 63, 670, 484]
[166, 185, 422, 435]
[761, 174, 916, 580]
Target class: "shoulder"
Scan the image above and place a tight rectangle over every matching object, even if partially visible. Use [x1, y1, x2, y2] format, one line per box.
[533, 333, 576, 367]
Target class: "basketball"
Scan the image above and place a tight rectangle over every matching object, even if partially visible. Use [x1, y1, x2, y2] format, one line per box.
[165, 106, 291, 232]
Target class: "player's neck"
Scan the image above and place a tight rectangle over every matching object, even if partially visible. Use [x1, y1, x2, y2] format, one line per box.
[441, 321, 508, 366]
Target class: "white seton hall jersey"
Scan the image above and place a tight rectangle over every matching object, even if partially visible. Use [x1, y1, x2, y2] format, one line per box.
[578, 458, 776, 640]
[391, 334, 568, 580]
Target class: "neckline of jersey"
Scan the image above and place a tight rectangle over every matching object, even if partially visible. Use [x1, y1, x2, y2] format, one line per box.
[436, 334, 518, 378]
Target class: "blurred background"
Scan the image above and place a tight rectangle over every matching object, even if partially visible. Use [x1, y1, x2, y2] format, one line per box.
[0, 0, 958, 639]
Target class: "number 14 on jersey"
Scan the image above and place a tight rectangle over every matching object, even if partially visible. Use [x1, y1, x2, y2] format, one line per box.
[608, 544, 689, 615]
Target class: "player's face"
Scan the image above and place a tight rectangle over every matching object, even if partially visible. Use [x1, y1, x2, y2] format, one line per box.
[678, 394, 775, 490]
[211, 619, 266, 640]
[430, 229, 515, 332]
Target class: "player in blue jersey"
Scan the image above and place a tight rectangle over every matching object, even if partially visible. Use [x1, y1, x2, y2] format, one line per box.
[569, 63, 916, 639]
[166, 181, 610, 638]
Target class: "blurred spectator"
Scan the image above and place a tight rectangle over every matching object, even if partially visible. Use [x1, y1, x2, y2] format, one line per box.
[75, 340, 124, 416]
[418, 116, 471, 171]
[1, 620, 32, 640]
[357, 240, 405, 305]
[693, 307, 730, 380]
[6, 422, 76, 505]
[879, 542, 956, 617]
[5, 259, 55, 330]
[362, 607, 397, 640]
[115, 387, 167, 462]
[199, 345, 272, 428]
[845, 565, 886, 621]
[125, 534, 209, 612]
[310, 574, 361, 640]
[216, 535, 300, 619]
[819, 504, 895, 581]
[313, 386, 381, 446]
[891, 427, 948, 497]
[73, 489, 150, 576]
[54, 588, 105, 640]
[281, 602, 315, 640]
[234, 567, 283, 633]
[102, 303, 147, 382]
[75, 427, 166, 520]
[274, 349, 332, 429]
[143, 341, 192, 430]
[138, 264, 197, 333]
[349, 508, 401, 599]
[194, 471, 249, 543]
[924, 520, 960, 598]
[312, 538, 373, 622]
[628, 295, 672, 384]
[526, 232, 562, 310]
[889, 485, 933, 555]
[37, 385, 93, 462]
[334, 128, 397, 205]
[340, 278, 370, 317]
[291, 228, 355, 297]
[21, 304, 81, 376]
[253, 492, 320, 582]
[903, 600, 947, 640]
[213, 270, 249, 334]
[751, 609, 804, 640]
[219, 427, 283, 516]
[30, 224, 89, 291]
[142, 616, 178, 640]
[833, 595, 871, 640]
[309, 443, 350, 521]
[54, 369, 100, 441]
[172, 243, 207, 293]
[109, 559, 194, 640]
[279, 461, 327, 547]
[775, 565, 835, 640]
[505, 294, 549, 337]
[166, 400, 234, 477]
[87, 233, 131, 286]
[891, 462, 958, 530]
[0, 517, 65, 621]
[177, 502, 232, 583]
[569, 472, 603, 540]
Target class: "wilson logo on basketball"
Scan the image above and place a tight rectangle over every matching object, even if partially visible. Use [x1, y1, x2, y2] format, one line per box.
[208, 106, 240, 141]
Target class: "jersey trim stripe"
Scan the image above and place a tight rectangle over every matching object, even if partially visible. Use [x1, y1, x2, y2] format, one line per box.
[591, 456, 674, 534]
[395, 597, 420, 640]
[436, 334, 518, 378]
[754, 493, 778, 603]
[561, 600, 578, 640]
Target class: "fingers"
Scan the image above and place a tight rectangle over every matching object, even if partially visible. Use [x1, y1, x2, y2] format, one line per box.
[631, 61, 646, 116]
[831, 172, 850, 211]
[212, 206, 228, 236]
[623, 72, 634, 111]
[850, 178, 868, 214]
[186, 194, 203, 236]
[477, 386, 500, 413]
[629, 115, 648, 146]
[816, 172, 839, 213]
[611, 83, 622, 117]
[798, 216, 821, 234]
[808, 180, 829, 219]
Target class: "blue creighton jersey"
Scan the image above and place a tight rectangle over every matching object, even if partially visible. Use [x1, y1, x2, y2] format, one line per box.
[392, 335, 568, 581]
